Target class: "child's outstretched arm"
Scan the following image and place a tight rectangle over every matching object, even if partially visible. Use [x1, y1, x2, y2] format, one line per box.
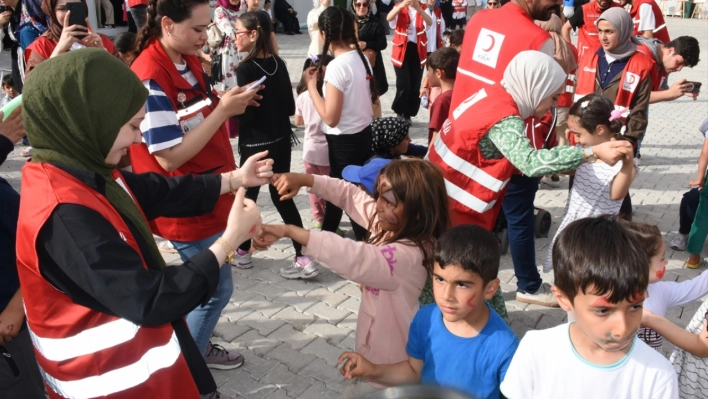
[610, 148, 637, 201]
[689, 137, 708, 188]
[642, 309, 708, 358]
[338, 352, 423, 386]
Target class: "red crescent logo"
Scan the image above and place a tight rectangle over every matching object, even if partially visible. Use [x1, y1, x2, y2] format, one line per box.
[482, 35, 495, 52]
[627, 74, 636, 84]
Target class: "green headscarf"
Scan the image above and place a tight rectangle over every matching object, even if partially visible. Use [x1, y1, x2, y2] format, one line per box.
[24, 48, 165, 269]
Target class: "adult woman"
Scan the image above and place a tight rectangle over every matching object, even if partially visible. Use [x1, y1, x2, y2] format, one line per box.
[307, 0, 328, 57]
[130, 0, 264, 377]
[16, 49, 270, 399]
[273, 0, 301, 34]
[427, 50, 633, 315]
[352, 0, 388, 96]
[0, 0, 48, 93]
[214, 0, 243, 92]
[25, 0, 114, 74]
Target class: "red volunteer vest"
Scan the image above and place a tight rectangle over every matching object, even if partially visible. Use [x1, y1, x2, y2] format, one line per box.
[558, 43, 579, 108]
[635, 42, 666, 91]
[577, 1, 621, 58]
[434, 7, 444, 49]
[452, 0, 466, 13]
[15, 163, 198, 399]
[629, 0, 669, 44]
[128, 0, 148, 7]
[451, 3, 550, 114]
[575, 47, 655, 114]
[391, 5, 429, 67]
[131, 39, 236, 241]
[427, 85, 520, 230]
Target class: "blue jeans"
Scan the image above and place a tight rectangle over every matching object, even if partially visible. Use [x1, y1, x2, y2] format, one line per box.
[171, 231, 233, 356]
[501, 174, 542, 294]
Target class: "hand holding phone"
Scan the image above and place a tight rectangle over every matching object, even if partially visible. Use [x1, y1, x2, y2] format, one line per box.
[687, 81, 702, 94]
[66, 2, 88, 40]
[246, 76, 267, 92]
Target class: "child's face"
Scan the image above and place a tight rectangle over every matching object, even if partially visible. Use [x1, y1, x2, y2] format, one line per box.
[2, 84, 17, 98]
[432, 262, 498, 324]
[264, 1, 270, 10]
[648, 240, 667, 284]
[235, 19, 257, 52]
[375, 175, 405, 232]
[390, 133, 411, 155]
[567, 115, 607, 148]
[554, 285, 645, 353]
[425, 67, 442, 88]
[246, 0, 261, 10]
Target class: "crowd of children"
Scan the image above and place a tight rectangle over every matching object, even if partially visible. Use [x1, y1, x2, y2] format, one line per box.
[1, 0, 707, 398]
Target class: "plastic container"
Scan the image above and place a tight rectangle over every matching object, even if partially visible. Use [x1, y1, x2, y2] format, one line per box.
[1, 94, 21, 121]
[421, 94, 429, 109]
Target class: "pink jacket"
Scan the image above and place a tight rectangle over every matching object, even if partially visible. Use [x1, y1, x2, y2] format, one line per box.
[304, 176, 428, 379]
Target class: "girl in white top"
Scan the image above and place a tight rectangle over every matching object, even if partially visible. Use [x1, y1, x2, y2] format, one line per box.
[301, 6, 378, 235]
[544, 94, 637, 273]
[306, 0, 329, 57]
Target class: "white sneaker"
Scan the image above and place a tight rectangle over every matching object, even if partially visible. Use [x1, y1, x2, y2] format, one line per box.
[670, 234, 687, 251]
[280, 256, 319, 279]
[516, 282, 559, 307]
[231, 249, 253, 269]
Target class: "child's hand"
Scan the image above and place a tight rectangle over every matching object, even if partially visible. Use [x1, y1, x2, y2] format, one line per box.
[252, 224, 287, 250]
[302, 67, 319, 88]
[419, 87, 428, 98]
[271, 173, 306, 200]
[338, 352, 375, 380]
[689, 178, 705, 189]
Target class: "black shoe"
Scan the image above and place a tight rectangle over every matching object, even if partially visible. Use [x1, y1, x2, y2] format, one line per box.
[286, 31, 294, 35]
[294, 30, 303, 34]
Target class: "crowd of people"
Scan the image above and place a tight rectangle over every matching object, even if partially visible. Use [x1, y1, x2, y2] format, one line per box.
[0, 0, 706, 398]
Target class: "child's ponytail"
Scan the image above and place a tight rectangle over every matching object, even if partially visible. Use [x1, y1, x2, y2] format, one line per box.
[569, 93, 628, 139]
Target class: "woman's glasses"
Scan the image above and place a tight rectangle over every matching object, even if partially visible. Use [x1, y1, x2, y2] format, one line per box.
[355, 2, 369, 7]
[487, 1, 499, 5]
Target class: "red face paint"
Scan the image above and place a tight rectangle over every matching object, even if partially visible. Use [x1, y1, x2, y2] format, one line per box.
[464, 293, 477, 317]
[655, 266, 666, 280]
[631, 292, 645, 303]
[249, 224, 257, 234]
[591, 297, 613, 307]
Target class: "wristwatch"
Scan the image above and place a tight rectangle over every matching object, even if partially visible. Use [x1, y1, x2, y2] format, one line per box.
[216, 237, 236, 263]
[584, 146, 596, 163]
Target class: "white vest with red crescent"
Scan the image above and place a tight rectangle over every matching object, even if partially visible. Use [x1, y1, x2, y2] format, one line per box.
[16, 162, 199, 399]
[426, 85, 520, 230]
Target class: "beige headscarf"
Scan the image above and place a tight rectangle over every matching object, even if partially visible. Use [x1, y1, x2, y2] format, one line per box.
[535, 14, 577, 75]
[501, 50, 567, 120]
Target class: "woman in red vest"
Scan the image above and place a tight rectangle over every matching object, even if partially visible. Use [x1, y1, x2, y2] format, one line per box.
[129, 0, 266, 382]
[17, 49, 271, 399]
[387, 0, 431, 125]
[24, 0, 115, 75]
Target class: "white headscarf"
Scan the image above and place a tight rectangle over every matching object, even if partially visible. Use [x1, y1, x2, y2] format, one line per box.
[501, 50, 567, 120]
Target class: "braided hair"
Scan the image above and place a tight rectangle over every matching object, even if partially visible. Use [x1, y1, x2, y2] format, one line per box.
[134, 0, 210, 56]
[317, 6, 378, 102]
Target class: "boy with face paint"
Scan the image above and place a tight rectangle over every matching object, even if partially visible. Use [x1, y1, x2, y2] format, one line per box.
[501, 215, 678, 398]
[338, 225, 519, 399]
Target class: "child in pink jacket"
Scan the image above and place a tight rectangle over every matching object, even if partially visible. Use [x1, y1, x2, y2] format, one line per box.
[257, 159, 450, 395]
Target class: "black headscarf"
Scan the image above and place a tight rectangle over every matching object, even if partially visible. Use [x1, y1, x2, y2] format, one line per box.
[371, 117, 409, 157]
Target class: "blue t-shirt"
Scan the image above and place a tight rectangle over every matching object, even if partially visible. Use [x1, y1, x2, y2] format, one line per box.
[406, 303, 519, 399]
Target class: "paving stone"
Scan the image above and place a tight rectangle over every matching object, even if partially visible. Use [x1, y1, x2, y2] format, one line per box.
[509, 320, 533, 339]
[218, 370, 278, 399]
[232, 329, 283, 356]
[300, 337, 345, 366]
[337, 313, 358, 331]
[213, 317, 252, 342]
[296, 380, 341, 399]
[230, 288, 259, 307]
[248, 282, 290, 300]
[260, 363, 316, 398]
[272, 305, 318, 331]
[223, 308, 254, 323]
[237, 348, 281, 380]
[265, 343, 317, 373]
[303, 319, 352, 346]
[273, 277, 320, 295]
[337, 331, 356, 351]
[265, 388, 290, 399]
[337, 297, 361, 314]
[298, 358, 350, 394]
[242, 294, 288, 318]
[268, 324, 318, 350]
[273, 291, 318, 313]
[240, 311, 287, 336]
[335, 283, 362, 300]
[304, 302, 350, 325]
[304, 287, 349, 308]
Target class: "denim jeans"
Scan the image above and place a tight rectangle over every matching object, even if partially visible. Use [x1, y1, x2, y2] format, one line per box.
[172, 231, 233, 356]
[501, 174, 542, 294]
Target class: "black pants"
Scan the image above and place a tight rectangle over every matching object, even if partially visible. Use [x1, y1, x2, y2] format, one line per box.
[440, 1, 453, 27]
[277, 12, 301, 33]
[450, 17, 466, 30]
[392, 42, 424, 118]
[239, 137, 304, 256]
[322, 127, 372, 235]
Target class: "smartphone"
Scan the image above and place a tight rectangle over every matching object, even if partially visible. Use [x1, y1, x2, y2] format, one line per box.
[246, 76, 266, 92]
[687, 81, 702, 94]
[66, 2, 88, 40]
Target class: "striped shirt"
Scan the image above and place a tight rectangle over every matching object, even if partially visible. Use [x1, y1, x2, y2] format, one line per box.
[140, 62, 200, 154]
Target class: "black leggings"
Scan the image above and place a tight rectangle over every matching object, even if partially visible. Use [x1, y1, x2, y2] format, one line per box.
[239, 137, 304, 256]
[322, 127, 372, 236]
[392, 42, 424, 118]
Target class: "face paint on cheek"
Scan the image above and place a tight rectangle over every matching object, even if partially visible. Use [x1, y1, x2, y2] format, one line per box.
[464, 293, 477, 317]
[249, 224, 257, 234]
[655, 266, 666, 280]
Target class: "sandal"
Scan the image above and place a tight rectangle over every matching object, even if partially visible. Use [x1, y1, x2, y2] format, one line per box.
[159, 241, 178, 253]
[684, 258, 707, 269]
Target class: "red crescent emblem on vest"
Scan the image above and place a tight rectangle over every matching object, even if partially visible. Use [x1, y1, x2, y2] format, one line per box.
[482, 35, 495, 52]
[626, 74, 637, 84]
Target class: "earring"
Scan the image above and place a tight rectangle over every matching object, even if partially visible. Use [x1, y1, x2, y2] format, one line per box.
[167, 31, 171, 36]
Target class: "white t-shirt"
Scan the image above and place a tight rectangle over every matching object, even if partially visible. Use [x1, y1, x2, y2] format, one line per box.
[500, 324, 679, 399]
[389, 7, 421, 43]
[425, 8, 445, 53]
[637, 3, 657, 32]
[295, 91, 329, 166]
[322, 50, 373, 135]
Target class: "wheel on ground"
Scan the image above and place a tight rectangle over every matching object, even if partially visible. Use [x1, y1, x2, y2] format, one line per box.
[534, 209, 552, 238]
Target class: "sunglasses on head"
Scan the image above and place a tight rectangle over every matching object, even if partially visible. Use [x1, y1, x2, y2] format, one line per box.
[355, 2, 369, 6]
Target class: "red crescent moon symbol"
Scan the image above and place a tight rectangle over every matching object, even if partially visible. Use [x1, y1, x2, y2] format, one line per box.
[482, 35, 495, 52]
[627, 74, 636, 84]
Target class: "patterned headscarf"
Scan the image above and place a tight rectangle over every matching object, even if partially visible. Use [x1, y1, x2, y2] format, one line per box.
[371, 117, 409, 157]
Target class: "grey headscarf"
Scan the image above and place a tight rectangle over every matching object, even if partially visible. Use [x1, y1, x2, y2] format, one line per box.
[596, 8, 638, 60]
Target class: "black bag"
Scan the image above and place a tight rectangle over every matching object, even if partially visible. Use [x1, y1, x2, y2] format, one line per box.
[210, 51, 223, 87]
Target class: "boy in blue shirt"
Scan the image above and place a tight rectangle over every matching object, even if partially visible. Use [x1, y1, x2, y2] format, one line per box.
[337, 224, 519, 399]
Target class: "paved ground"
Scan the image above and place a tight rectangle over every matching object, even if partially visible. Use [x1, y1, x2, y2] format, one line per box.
[1, 16, 707, 399]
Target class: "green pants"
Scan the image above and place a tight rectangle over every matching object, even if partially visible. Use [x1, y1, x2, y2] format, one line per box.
[687, 171, 708, 255]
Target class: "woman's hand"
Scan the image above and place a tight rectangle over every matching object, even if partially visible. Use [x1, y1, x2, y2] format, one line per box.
[239, 150, 274, 187]
[221, 187, 262, 249]
[252, 224, 289, 250]
[52, 11, 89, 57]
[217, 82, 263, 118]
[270, 173, 314, 201]
[302, 66, 319, 88]
[592, 140, 634, 166]
[0, 11, 12, 27]
[80, 18, 105, 50]
[689, 177, 705, 189]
